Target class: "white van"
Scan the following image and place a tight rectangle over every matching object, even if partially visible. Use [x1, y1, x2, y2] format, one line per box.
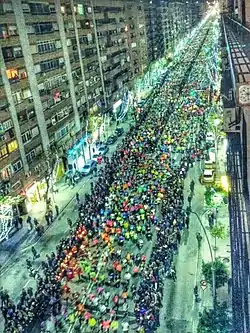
[204, 152, 216, 169]
[202, 169, 215, 183]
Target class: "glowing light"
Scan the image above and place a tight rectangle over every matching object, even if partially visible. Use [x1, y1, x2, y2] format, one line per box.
[221, 175, 230, 193]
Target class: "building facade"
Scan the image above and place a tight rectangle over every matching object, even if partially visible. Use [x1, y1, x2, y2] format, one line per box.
[0, 0, 202, 196]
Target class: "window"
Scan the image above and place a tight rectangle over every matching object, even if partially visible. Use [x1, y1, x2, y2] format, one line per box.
[6, 68, 19, 82]
[12, 160, 22, 173]
[78, 4, 84, 15]
[55, 125, 69, 140]
[37, 40, 56, 54]
[2, 119, 13, 131]
[7, 140, 18, 153]
[13, 47, 23, 58]
[34, 22, 54, 34]
[22, 89, 31, 99]
[1, 165, 13, 179]
[31, 126, 39, 137]
[0, 145, 8, 160]
[40, 59, 59, 72]
[2, 47, 14, 60]
[49, 5, 56, 13]
[12, 91, 23, 105]
[29, 3, 50, 15]
[22, 130, 32, 144]
[26, 149, 36, 162]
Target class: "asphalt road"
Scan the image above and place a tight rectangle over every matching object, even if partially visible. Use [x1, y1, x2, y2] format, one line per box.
[1, 14, 225, 333]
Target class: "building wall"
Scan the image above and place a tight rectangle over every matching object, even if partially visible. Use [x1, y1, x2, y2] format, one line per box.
[0, 0, 150, 195]
[0, 0, 203, 195]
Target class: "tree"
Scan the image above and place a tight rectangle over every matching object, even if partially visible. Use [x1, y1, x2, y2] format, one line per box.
[204, 186, 213, 206]
[210, 223, 227, 239]
[202, 258, 229, 289]
[197, 302, 232, 333]
[44, 148, 58, 211]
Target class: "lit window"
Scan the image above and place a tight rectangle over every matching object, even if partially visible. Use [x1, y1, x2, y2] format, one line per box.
[6, 69, 18, 79]
[7, 140, 18, 153]
[78, 4, 84, 15]
[0, 145, 8, 159]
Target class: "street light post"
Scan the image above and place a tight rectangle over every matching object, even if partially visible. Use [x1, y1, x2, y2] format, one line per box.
[190, 210, 216, 307]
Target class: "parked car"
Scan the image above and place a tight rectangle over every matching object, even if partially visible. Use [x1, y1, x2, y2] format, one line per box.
[201, 169, 215, 184]
[115, 127, 124, 137]
[98, 145, 109, 155]
[106, 135, 118, 145]
[81, 160, 97, 176]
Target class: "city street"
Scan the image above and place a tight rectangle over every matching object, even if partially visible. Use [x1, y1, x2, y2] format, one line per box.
[0, 9, 232, 333]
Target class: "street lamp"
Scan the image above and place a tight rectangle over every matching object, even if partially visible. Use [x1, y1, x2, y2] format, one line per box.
[190, 210, 216, 307]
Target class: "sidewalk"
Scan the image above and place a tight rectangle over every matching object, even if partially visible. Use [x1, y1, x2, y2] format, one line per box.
[191, 137, 231, 328]
[0, 116, 134, 270]
[158, 137, 231, 333]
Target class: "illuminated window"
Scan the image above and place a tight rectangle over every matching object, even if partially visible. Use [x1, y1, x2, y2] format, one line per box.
[7, 140, 18, 153]
[6, 68, 18, 79]
[78, 4, 84, 15]
[0, 145, 8, 159]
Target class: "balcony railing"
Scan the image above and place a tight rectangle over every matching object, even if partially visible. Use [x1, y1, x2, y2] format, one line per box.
[224, 16, 250, 61]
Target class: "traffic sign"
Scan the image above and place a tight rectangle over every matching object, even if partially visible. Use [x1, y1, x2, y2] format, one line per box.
[200, 280, 207, 290]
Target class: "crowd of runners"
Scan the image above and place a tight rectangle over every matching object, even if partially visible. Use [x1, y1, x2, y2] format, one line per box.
[1, 14, 220, 333]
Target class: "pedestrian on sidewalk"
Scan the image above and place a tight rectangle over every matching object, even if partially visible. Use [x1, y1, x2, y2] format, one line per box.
[193, 285, 199, 302]
[170, 266, 177, 281]
[67, 218, 73, 229]
[18, 216, 23, 228]
[49, 209, 53, 223]
[26, 258, 32, 271]
[187, 194, 192, 206]
[176, 230, 181, 244]
[76, 192, 80, 205]
[190, 180, 195, 192]
[196, 232, 202, 249]
[31, 246, 39, 260]
[33, 218, 39, 227]
[26, 216, 33, 230]
[55, 205, 59, 216]
[45, 212, 50, 226]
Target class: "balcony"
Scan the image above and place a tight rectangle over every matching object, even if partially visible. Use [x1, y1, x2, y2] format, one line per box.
[44, 95, 71, 120]
[15, 97, 34, 113]
[0, 148, 20, 170]
[29, 30, 60, 44]
[23, 134, 42, 155]
[5, 57, 25, 70]
[33, 50, 63, 63]
[0, 98, 9, 114]
[36, 67, 66, 83]
[0, 14, 15, 24]
[24, 13, 57, 24]
[47, 112, 74, 137]
[0, 34, 19, 47]
[9, 76, 29, 91]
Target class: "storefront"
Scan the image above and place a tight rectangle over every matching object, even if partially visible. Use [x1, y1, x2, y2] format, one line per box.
[25, 180, 47, 205]
[67, 133, 90, 171]
[54, 159, 65, 182]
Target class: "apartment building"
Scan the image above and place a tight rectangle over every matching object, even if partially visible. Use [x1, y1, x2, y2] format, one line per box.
[0, 0, 203, 197]
[0, 0, 150, 196]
